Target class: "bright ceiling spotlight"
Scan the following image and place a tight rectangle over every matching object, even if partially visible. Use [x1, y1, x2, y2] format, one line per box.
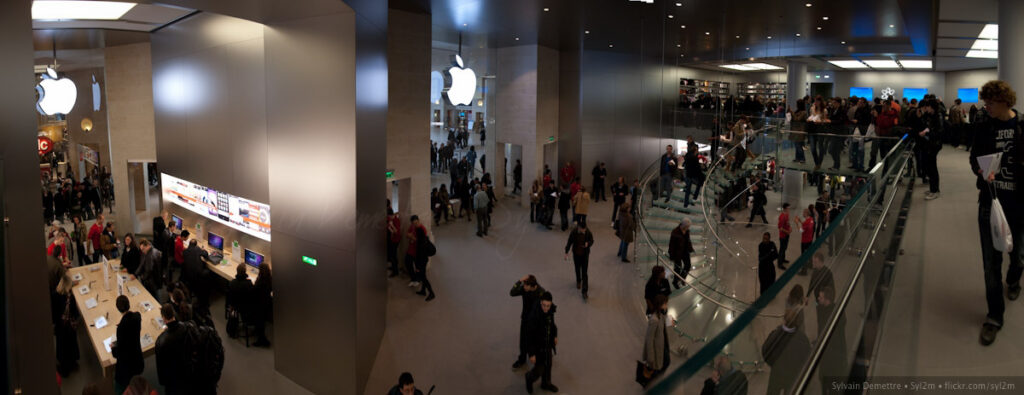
[899, 60, 933, 69]
[32, 0, 136, 20]
[822, 16, 829, 20]
[828, 60, 868, 69]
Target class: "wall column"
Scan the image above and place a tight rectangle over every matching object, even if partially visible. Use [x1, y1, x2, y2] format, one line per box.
[787, 61, 807, 110]
[998, 0, 1024, 92]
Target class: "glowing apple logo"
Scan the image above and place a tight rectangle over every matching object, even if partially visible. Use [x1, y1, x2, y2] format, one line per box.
[444, 54, 477, 106]
[36, 68, 77, 116]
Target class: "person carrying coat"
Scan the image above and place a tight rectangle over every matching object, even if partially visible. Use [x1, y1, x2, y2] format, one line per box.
[643, 294, 671, 381]
[511, 275, 546, 369]
[668, 219, 695, 289]
[524, 292, 558, 393]
[564, 223, 594, 300]
[616, 202, 636, 263]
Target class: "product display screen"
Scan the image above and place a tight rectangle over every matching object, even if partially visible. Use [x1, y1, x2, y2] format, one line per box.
[171, 215, 183, 230]
[207, 232, 224, 251]
[849, 87, 873, 99]
[958, 88, 980, 103]
[161, 173, 272, 241]
[244, 249, 264, 268]
[903, 88, 928, 101]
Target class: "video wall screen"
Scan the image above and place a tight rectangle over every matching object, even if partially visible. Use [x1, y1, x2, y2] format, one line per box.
[903, 88, 928, 101]
[161, 173, 272, 241]
[849, 87, 873, 99]
[958, 88, 980, 103]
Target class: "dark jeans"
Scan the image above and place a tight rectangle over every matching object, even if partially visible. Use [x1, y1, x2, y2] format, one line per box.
[404, 254, 416, 280]
[527, 349, 553, 387]
[979, 203, 1024, 326]
[810, 134, 826, 166]
[386, 240, 399, 274]
[794, 141, 806, 162]
[572, 254, 589, 294]
[922, 147, 940, 193]
[849, 138, 864, 170]
[76, 242, 91, 267]
[560, 209, 570, 231]
[415, 256, 434, 296]
[749, 205, 768, 224]
[517, 320, 529, 363]
[758, 260, 777, 296]
[779, 235, 789, 266]
[476, 208, 489, 235]
[612, 201, 623, 223]
[684, 175, 704, 207]
[573, 214, 587, 228]
[659, 173, 673, 201]
[673, 255, 691, 285]
[530, 202, 536, 222]
[828, 138, 843, 168]
[617, 240, 630, 260]
[593, 182, 605, 201]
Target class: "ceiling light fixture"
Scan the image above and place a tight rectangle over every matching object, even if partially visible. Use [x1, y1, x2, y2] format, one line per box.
[806, 3, 812, 6]
[746, 63, 783, 70]
[745, 47, 750, 50]
[705, 32, 710, 35]
[680, 25, 686, 28]
[676, 2, 682, 6]
[889, 24, 895, 28]
[676, 44, 681, 47]
[609, 44, 614, 48]
[796, 33, 801, 37]
[899, 60, 933, 69]
[584, 30, 590, 34]
[720, 64, 758, 71]
[972, 40, 998, 50]
[841, 41, 846, 44]
[822, 16, 829, 20]
[979, 24, 998, 39]
[817, 26, 822, 30]
[863, 59, 900, 69]
[32, 0, 137, 20]
[767, 35, 772, 39]
[668, 14, 674, 18]
[515, 37, 519, 41]
[735, 35, 740, 38]
[543, 7, 549, 12]
[966, 50, 998, 59]
[828, 60, 868, 69]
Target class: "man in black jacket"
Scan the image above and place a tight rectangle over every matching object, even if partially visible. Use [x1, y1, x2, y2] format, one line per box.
[564, 223, 594, 299]
[591, 162, 607, 202]
[917, 98, 945, 200]
[815, 286, 848, 394]
[511, 275, 546, 369]
[972, 80, 1024, 346]
[669, 219, 695, 289]
[156, 303, 190, 395]
[558, 187, 572, 231]
[112, 295, 144, 395]
[807, 253, 835, 300]
[182, 239, 211, 306]
[611, 177, 628, 224]
[850, 98, 873, 171]
[525, 292, 558, 393]
[227, 264, 254, 329]
[513, 160, 523, 194]
[762, 308, 811, 395]
[745, 183, 768, 227]
[134, 240, 163, 297]
[683, 145, 704, 208]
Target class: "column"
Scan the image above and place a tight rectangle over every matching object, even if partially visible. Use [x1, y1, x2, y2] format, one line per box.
[787, 60, 807, 110]
[496, 45, 541, 207]
[998, 0, 1024, 92]
[0, 1, 59, 393]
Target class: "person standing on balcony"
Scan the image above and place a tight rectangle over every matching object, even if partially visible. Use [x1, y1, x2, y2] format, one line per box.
[659, 145, 676, 203]
[669, 219, 695, 289]
[762, 307, 812, 395]
[972, 80, 1024, 346]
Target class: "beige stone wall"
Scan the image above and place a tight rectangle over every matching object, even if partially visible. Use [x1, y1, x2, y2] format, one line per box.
[104, 43, 157, 235]
[386, 9, 431, 228]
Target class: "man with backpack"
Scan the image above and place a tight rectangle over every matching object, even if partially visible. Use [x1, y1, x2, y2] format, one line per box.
[156, 302, 224, 395]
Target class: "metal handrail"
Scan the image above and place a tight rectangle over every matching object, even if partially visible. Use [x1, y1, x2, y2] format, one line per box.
[792, 146, 912, 394]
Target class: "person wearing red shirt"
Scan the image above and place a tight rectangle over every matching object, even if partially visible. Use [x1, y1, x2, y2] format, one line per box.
[569, 178, 581, 199]
[777, 203, 792, 270]
[797, 206, 815, 275]
[88, 214, 105, 262]
[559, 161, 576, 186]
[386, 208, 402, 277]
[405, 215, 435, 301]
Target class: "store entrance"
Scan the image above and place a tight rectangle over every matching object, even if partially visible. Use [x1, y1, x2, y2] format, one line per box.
[126, 161, 160, 234]
[810, 82, 834, 99]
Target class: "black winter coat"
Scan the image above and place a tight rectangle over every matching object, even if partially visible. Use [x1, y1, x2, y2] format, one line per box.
[525, 303, 558, 356]
[156, 321, 191, 391]
[510, 282, 546, 319]
[112, 311, 144, 385]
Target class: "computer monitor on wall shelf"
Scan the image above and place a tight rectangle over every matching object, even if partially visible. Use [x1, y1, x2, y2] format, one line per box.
[244, 248, 264, 269]
[170, 214, 184, 230]
[207, 232, 224, 251]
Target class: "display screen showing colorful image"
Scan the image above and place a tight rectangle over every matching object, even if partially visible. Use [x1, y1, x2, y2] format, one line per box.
[161, 173, 272, 241]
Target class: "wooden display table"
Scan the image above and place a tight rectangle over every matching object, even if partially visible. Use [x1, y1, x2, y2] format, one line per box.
[67, 260, 164, 377]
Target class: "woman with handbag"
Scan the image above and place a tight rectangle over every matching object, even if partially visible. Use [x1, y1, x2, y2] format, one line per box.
[639, 294, 671, 387]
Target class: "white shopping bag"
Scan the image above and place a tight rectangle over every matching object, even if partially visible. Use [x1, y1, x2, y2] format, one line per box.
[991, 197, 1013, 252]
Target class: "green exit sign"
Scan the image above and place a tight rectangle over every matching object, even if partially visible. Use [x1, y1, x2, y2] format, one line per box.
[548, 136, 555, 142]
[385, 171, 394, 179]
[302, 255, 318, 266]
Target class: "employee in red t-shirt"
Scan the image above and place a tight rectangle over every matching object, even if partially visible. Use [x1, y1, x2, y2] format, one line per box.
[88, 214, 105, 262]
[777, 203, 792, 270]
[386, 207, 402, 277]
[797, 206, 815, 275]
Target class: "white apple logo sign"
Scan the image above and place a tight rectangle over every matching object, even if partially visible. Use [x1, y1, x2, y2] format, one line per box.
[444, 54, 477, 106]
[36, 68, 77, 116]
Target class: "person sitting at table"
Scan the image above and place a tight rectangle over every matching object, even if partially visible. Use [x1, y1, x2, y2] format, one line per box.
[134, 240, 163, 298]
[112, 295, 144, 395]
[121, 233, 141, 274]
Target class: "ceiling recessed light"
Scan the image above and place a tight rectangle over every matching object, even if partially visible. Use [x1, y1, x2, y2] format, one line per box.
[828, 60, 868, 69]
[32, 0, 137, 20]
[863, 60, 900, 69]
[979, 24, 998, 39]
[681, 54, 685, 57]
[735, 35, 740, 38]
[515, 37, 519, 41]
[889, 24, 894, 28]
[746, 63, 783, 70]
[796, 33, 801, 37]
[720, 64, 758, 71]
[584, 30, 590, 34]
[609, 44, 614, 48]
[463, 23, 467, 26]
[899, 60, 933, 69]
[680, 25, 686, 29]
[543, 7, 549, 12]
[767, 35, 772, 39]
[676, 2, 682, 6]
[745, 47, 750, 50]
[805, 3, 812, 7]
[967, 50, 998, 58]
[705, 32, 710, 35]
[822, 16, 829, 20]
[817, 26, 822, 30]
[841, 41, 846, 44]
[972, 40, 998, 50]
[668, 15, 674, 18]
[676, 44, 681, 47]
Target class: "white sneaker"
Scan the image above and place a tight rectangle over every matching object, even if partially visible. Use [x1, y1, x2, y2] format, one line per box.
[408, 281, 417, 287]
[925, 192, 940, 200]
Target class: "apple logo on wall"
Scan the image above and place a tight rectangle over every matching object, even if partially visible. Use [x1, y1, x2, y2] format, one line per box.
[444, 54, 477, 106]
[36, 68, 77, 116]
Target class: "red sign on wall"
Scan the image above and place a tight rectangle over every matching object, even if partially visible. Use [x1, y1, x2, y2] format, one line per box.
[38, 136, 54, 156]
